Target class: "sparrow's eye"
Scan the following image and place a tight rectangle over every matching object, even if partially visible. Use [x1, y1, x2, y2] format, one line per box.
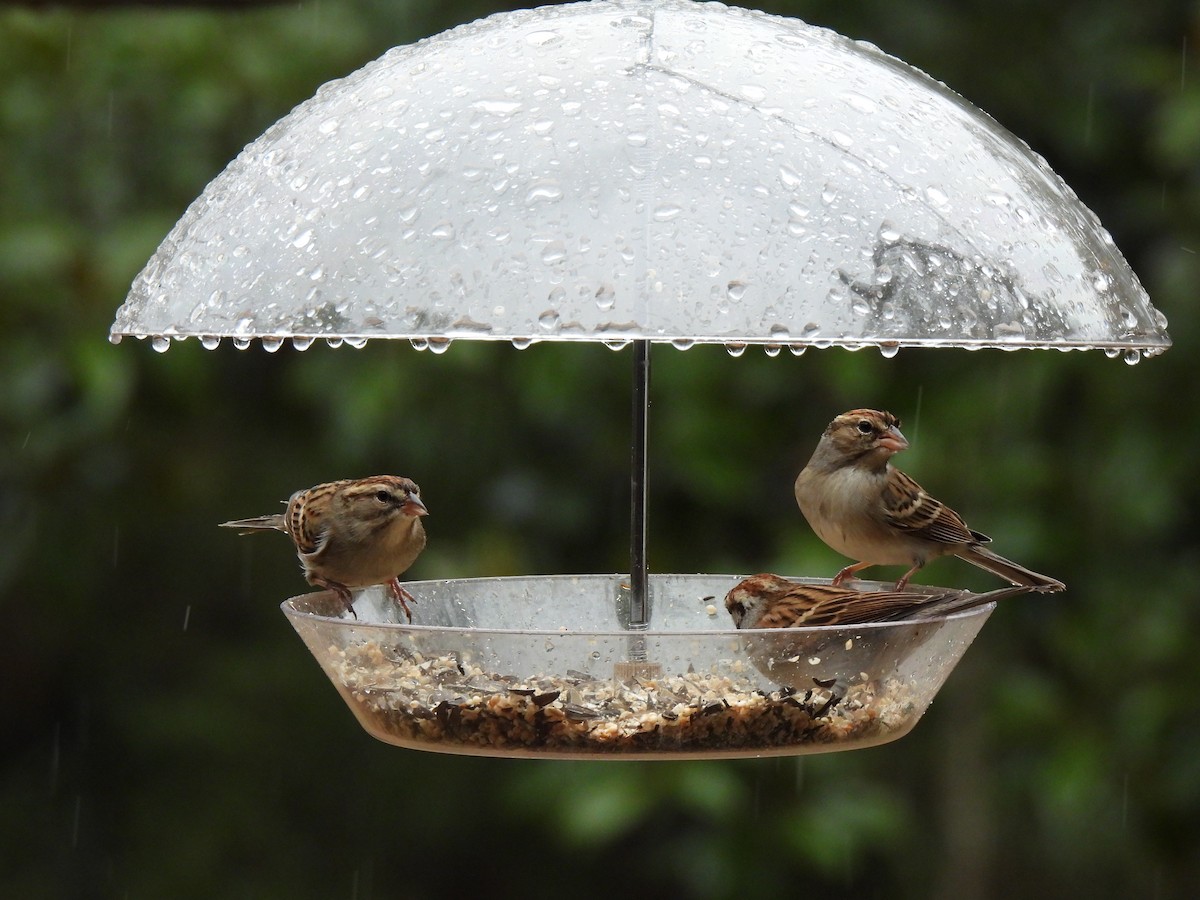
[375, 490, 393, 504]
[856, 420, 874, 435]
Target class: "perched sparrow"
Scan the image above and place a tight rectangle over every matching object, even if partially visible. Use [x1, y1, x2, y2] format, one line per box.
[725, 573, 1033, 688]
[221, 476, 428, 621]
[794, 409, 1064, 592]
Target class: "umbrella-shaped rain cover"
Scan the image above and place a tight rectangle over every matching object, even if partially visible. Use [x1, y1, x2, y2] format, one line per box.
[111, 0, 1169, 356]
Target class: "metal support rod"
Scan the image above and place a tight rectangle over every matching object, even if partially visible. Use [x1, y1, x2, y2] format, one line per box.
[629, 339, 651, 628]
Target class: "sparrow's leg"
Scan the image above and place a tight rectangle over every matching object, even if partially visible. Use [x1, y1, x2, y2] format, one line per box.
[311, 576, 358, 619]
[831, 561, 873, 586]
[894, 561, 925, 591]
[388, 578, 416, 623]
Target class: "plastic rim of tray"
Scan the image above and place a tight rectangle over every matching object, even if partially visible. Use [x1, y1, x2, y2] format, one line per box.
[282, 573, 994, 760]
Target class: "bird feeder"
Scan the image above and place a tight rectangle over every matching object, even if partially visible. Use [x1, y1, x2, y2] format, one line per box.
[111, 0, 1170, 759]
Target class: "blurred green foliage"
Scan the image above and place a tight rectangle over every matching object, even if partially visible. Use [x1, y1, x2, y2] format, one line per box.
[2, 1, 1199, 897]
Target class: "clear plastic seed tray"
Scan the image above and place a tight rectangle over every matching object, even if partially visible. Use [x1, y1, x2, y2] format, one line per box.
[282, 573, 993, 759]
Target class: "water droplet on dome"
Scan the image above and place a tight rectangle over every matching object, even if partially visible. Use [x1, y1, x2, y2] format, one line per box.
[200, 335, 221, 350]
[595, 284, 616, 310]
[233, 337, 252, 350]
[1104, 347, 1121, 359]
[726, 281, 748, 301]
[725, 342, 747, 357]
[538, 310, 560, 330]
[151, 335, 171, 353]
[525, 181, 563, 205]
[763, 344, 781, 357]
[292, 336, 314, 351]
[511, 337, 535, 350]
[108, 333, 123, 345]
[261, 336, 284, 353]
[604, 339, 630, 351]
[410, 338, 429, 351]
[670, 338, 695, 351]
[878, 343, 900, 358]
[1123, 350, 1141, 365]
[428, 338, 451, 355]
[653, 204, 682, 222]
[778, 165, 801, 189]
[344, 336, 368, 349]
[474, 98, 522, 116]
[325, 337, 344, 349]
[788, 344, 807, 357]
[525, 29, 562, 47]
[924, 186, 949, 208]
[841, 91, 877, 114]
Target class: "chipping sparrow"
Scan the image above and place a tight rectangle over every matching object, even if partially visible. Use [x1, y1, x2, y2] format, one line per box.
[725, 573, 1033, 629]
[221, 475, 428, 620]
[794, 409, 1064, 592]
[725, 573, 1033, 688]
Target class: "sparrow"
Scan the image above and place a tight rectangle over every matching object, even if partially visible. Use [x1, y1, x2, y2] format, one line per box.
[725, 573, 1034, 629]
[793, 409, 1064, 592]
[221, 475, 428, 621]
[724, 573, 1034, 688]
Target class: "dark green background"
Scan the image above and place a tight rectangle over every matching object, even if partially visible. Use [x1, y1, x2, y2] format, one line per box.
[3, 1, 1197, 897]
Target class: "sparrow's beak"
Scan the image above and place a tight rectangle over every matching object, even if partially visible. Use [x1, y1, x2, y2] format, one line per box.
[878, 425, 909, 454]
[403, 494, 429, 517]
[725, 597, 745, 628]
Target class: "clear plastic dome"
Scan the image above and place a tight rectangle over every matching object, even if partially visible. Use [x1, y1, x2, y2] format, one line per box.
[112, 0, 1169, 353]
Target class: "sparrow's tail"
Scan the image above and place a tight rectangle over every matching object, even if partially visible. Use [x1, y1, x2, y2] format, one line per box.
[958, 545, 1065, 592]
[219, 514, 287, 535]
[905, 584, 1039, 620]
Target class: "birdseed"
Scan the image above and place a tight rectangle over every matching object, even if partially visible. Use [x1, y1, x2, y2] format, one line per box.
[324, 640, 921, 756]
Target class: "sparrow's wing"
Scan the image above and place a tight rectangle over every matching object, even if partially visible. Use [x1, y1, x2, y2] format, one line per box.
[880, 468, 989, 546]
[758, 585, 1035, 627]
[289, 495, 329, 556]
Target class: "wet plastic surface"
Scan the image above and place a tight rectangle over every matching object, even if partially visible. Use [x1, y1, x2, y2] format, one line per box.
[113, 0, 1168, 354]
